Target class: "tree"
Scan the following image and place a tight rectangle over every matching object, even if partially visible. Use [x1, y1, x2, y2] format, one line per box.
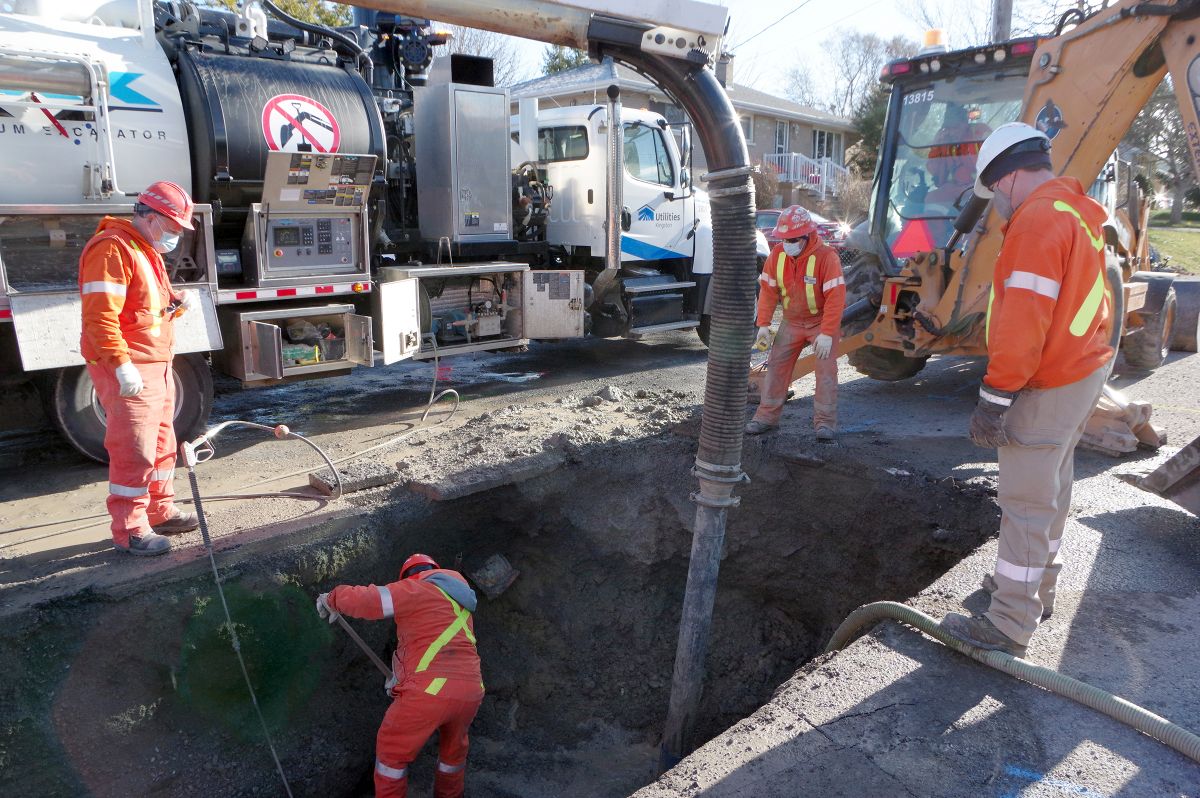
[898, 0, 990, 48]
[1124, 78, 1196, 225]
[438, 23, 527, 86]
[787, 31, 915, 118]
[203, 0, 350, 27]
[848, 85, 890, 177]
[542, 45, 590, 76]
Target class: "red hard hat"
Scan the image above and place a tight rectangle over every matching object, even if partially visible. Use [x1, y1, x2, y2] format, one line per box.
[137, 180, 195, 230]
[770, 205, 817, 241]
[400, 553, 439, 580]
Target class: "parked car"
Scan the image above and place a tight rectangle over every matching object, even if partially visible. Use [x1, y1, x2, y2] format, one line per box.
[755, 207, 850, 251]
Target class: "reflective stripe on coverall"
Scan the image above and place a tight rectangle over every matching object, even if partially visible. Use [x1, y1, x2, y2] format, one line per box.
[78, 218, 183, 544]
[982, 177, 1115, 645]
[753, 238, 846, 428]
[328, 569, 484, 798]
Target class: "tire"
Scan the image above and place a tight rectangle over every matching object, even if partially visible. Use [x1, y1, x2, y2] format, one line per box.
[44, 353, 214, 464]
[1170, 277, 1200, 352]
[1122, 285, 1177, 369]
[847, 345, 929, 381]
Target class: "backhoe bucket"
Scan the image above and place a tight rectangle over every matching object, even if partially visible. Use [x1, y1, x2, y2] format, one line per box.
[1134, 435, 1200, 516]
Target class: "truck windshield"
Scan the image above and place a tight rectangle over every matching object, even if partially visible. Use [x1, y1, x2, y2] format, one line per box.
[880, 69, 1027, 258]
[624, 123, 675, 187]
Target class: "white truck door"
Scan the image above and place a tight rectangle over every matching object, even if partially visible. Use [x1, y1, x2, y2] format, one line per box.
[372, 277, 422, 365]
[620, 121, 690, 264]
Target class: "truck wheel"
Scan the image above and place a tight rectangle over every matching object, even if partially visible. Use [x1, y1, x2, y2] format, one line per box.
[45, 354, 214, 464]
[1122, 284, 1177, 370]
[1170, 277, 1200, 352]
[848, 346, 928, 381]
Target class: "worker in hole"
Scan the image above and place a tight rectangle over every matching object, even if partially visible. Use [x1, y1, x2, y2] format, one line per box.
[317, 554, 484, 798]
[745, 204, 846, 441]
[78, 181, 200, 556]
[941, 123, 1114, 657]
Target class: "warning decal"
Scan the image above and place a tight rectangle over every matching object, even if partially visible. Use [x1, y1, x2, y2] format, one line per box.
[261, 93, 341, 153]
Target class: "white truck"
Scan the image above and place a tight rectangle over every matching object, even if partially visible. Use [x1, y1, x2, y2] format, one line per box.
[0, 0, 731, 461]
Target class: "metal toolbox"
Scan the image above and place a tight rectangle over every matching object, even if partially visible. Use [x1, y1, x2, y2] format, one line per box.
[215, 303, 372, 384]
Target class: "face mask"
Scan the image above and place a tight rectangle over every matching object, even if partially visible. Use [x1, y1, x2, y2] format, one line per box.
[783, 240, 802, 257]
[151, 217, 181, 253]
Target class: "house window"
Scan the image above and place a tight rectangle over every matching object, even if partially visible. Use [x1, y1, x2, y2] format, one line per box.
[740, 115, 754, 143]
[775, 120, 789, 154]
[812, 130, 844, 162]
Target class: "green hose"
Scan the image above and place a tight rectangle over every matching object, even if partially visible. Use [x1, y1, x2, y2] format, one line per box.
[825, 601, 1200, 764]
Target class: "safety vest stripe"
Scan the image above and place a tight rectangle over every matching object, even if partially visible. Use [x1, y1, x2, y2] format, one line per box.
[110, 482, 148, 497]
[979, 387, 1013, 407]
[414, 587, 476, 673]
[1004, 270, 1061, 300]
[1052, 200, 1104, 252]
[437, 761, 466, 774]
[425, 677, 447, 696]
[375, 760, 407, 781]
[822, 276, 844, 294]
[128, 240, 164, 339]
[149, 468, 174, 483]
[804, 255, 818, 315]
[1070, 271, 1106, 337]
[774, 252, 789, 309]
[81, 281, 127, 297]
[985, 284, 996, 346]
[377, 585, 395, 618]
[994, 556, 1046, 583]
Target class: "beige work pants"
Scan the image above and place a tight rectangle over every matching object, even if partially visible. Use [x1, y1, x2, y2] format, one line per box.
[985, 364, 1109, 645]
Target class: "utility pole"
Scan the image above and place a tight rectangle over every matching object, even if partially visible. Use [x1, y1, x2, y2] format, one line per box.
[991, 0, 1013, 43]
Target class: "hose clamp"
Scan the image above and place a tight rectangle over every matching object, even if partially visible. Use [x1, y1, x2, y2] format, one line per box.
[690, 489, 741, 508]
[702, 165, 753, 183]
[691, 458, 748, 507]
[708, 183, 753, 198]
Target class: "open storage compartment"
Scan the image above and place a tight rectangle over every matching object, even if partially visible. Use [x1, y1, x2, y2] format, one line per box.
[215, 303, 372, 384]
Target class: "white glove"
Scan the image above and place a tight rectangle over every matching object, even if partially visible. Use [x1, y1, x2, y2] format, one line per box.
[174, 289, 199, 318]
[115, 362, 143, 397]
[814, 334, 834, 359]
[315, 593, 340, 625]
[754, 326, 772, 351]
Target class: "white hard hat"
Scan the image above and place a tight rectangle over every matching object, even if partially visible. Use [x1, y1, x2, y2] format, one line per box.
[974, 122, 1051, 199]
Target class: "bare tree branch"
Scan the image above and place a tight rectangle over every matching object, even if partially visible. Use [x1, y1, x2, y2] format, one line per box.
[435, 23, 530, 86]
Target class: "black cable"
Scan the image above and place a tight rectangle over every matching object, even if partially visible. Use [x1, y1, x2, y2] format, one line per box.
[729, 0, 816, 51]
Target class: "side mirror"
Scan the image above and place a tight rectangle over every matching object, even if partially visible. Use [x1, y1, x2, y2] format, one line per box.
[679, 169, 690, 190]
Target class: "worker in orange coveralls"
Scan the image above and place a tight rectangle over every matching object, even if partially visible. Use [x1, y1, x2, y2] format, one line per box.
[745, 204, 846, 440]
[940, 122, 1114, 657]
[317, 554, 484, 798]
[79, 181, 200, 556]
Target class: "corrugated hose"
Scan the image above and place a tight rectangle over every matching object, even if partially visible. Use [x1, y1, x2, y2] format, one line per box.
[826, 601, 1200, 764]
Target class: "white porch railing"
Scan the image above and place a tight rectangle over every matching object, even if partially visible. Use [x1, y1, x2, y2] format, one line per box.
[762, 153, 850, 202]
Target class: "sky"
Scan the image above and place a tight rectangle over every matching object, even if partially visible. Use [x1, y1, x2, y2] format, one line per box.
[498, 0, 1005, 92]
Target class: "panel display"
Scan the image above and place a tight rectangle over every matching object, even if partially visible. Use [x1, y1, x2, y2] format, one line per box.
[273, 226, 301, 246]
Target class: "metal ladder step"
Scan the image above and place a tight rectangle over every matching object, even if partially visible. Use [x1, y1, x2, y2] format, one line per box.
[623, 280, 697, 294]
[627, 320, 700, 338]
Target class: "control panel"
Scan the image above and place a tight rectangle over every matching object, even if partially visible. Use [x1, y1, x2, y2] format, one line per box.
[266, 217, 354, 268]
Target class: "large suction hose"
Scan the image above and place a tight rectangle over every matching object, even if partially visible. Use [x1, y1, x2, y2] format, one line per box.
[826, 601, 1200, 764]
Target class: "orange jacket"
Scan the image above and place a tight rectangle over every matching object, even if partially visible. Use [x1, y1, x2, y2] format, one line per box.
[79, 217, 180, 367]
[756, 237, 845, 335]
[984, 177, 1114, 393]
[328, 568, 483, 700]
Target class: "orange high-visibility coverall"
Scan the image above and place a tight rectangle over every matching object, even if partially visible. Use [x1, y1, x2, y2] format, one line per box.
[79, 217, 184, 547]
[752, 236, 846, 428]
[327, 568, 484, 798]
[982, 177, 1115, 645]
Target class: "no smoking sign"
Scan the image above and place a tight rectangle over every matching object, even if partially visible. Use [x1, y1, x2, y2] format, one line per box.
[261, 93, 341, 153]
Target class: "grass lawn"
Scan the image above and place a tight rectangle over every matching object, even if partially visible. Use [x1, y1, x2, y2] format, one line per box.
[1149, 210, 1200, 228]
[1149, 229, 1200, 274]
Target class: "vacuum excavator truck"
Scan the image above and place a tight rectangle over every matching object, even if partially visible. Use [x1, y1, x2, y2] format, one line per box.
[774, 0, 1200, 456]
[0, 0, 730, 461]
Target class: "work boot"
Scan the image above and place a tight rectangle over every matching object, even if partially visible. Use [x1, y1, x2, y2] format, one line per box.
[815, 426, 835, 442]
[152, 511, 200, 534]
[940, 612, 1027, 657]
[981, 573, 1052, 621]
[744, 419, 777, 435]
[114, 532, 172, 557]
